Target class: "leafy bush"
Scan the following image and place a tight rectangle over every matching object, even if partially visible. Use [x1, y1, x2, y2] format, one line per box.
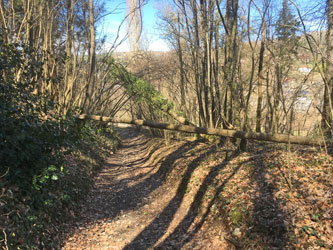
[0, 38, 122, 250]
[0, 40, 80, 187]
[111, 62, 173, 111]
[0, 40, 89, 248]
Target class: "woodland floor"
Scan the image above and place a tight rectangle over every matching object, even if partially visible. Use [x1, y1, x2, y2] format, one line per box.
[61, 126, 333, 250]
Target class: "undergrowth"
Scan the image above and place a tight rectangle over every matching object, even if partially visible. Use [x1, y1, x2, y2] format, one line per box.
[0, 124, 120, 249]
[0, 40, 120, 249]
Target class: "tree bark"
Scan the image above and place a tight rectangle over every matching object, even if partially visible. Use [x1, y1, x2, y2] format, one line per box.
[323, 0, 333, 136]
[78, 114, 327, 146]
[0, 0, 8, 41]
[87, 0, 96, 112]
[256, 4, 266, 133]
[176, 6, 186, 109]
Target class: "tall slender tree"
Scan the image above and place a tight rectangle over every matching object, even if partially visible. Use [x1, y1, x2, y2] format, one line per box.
[323, 0, 333, 136]
[127, 0, 143, 52]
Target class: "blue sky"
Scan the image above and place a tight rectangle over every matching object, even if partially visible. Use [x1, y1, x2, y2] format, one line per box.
[98, 0, 169, 52]
[97, 0, 325, 52]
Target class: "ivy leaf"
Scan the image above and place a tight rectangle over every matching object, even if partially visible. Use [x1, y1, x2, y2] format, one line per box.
[51, 174, 58, 181]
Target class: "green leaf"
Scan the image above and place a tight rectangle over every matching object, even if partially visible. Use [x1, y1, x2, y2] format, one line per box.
[51, 174, 58, 181]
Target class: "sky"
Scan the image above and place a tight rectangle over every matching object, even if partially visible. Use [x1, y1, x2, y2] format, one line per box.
[98, 0, 169, 52]
[97, 0, 325, 52]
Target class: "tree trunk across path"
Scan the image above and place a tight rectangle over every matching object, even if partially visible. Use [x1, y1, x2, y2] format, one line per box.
[78, 114, 327, 146]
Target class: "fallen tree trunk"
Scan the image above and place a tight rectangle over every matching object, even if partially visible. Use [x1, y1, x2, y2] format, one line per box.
[78, 114, 327, 146]
[163, 107, 191, 125]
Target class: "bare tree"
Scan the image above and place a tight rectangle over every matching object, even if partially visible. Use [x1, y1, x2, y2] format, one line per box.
[127, 0, 143, 52]
[323, 0, 333, 136]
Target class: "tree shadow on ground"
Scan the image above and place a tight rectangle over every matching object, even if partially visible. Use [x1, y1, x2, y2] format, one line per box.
[154, 152, 253, 250]
[123, 149, 241, 250]
[124, 144, 294, 249]
[246, 150, 293, 249]
[62, 127, 297, 249]
[104, 141, 166, 178]
[65, 127, 203, 226]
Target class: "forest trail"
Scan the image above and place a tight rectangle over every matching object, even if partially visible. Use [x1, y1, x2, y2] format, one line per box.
[62, 126, 227, 250]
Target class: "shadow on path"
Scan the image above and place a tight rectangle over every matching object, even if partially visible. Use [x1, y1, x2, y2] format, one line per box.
[123, 149, 241, 250]
[70, 127, 202, 224]
[247, 151, 293, 249]
[63, 127, 296, 250]
[155, 152, 253, 249]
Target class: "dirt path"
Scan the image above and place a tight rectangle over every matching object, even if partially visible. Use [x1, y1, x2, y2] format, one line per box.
[62, 127, 227, 250]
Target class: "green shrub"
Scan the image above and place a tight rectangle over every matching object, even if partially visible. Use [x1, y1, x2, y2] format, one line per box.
[0, 40, 86, 248]
[111, 62, 173, 111]
[0, 40, 80, 188]
[0, 38, 121, 250]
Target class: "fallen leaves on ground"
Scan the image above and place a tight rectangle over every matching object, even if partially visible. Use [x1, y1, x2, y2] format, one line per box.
[61, 128, 333, 250]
